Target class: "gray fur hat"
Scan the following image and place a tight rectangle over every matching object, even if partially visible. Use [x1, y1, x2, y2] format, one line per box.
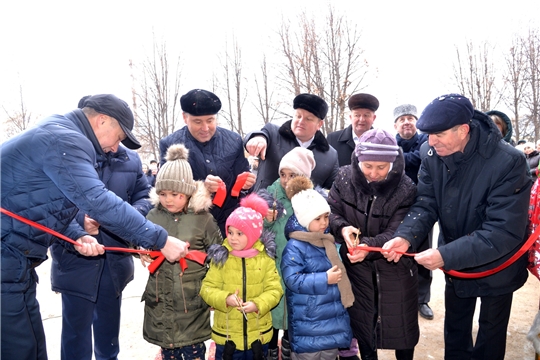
[155, 144, 196, 195]
[393, 104, 418, 122]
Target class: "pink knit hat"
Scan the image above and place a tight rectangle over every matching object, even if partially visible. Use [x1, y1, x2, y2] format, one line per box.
[226, 194, 269, 251]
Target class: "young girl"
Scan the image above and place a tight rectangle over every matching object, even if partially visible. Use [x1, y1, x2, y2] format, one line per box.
[281, 176, 354, 360]
[140, 144, 223, 360]
[201, 194, 283, 360]
[258, 147, 316, 360]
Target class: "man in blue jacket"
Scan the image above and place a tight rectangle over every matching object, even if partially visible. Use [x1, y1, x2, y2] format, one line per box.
[383, 94, 532, 360]
[1, 94, 189, 360]
[49, 96, 154, 360]
[159, 89, 255, 237]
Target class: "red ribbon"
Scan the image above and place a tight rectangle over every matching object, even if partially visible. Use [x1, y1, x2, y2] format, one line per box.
[213, 182, 227, 207]
[347, 225, 540, 279]
[231, 172, 250, 197]
[0, 207, 207, 274]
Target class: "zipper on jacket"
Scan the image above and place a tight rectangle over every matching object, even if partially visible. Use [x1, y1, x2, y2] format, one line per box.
[365, 196, 376, 236]
[155, 270, 160, 303]
[242, 258, 248, 351]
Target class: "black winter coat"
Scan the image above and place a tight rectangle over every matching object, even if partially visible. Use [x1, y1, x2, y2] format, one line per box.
[395, 110, 532, 298]
[328, 150, 419, 350]
[327, 124, 356, 167]
[244, 120, 339, 191]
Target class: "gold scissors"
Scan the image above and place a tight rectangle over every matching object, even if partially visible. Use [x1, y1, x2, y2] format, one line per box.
[234, 294, 248, 321]
[353, 228, 360, 249]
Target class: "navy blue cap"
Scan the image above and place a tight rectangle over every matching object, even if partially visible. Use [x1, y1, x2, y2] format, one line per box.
[81, 94, 140, 149]
[416, 94, 474, 133]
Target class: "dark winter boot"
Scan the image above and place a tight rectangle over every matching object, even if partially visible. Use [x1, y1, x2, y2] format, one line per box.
[357, 341, 377, 360]
[281, 338, 291, 360]
[395, 349, 414, 360]
[252, 340, 264, 360]
[267, 348, 279, 360]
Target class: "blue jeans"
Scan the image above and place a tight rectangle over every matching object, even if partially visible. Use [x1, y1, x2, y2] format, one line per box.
[215, 343, 269, 360]
[161, 342, 206, 360]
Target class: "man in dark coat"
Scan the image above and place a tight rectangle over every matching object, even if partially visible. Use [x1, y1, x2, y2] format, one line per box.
[384, 94, 532, 360]
[1, 94, 189, 360]
[244, 93, 339, 191]
[159, 89, 255, 237]
[327, 93, 378, 166]
[50, 97, 153, 359]
[393, 103, 434, 321]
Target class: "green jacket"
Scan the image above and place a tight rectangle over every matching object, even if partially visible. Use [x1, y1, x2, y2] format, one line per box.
[142, 182, 223, 348]
[200, 240, 283, 351]
[263, 179, 293, 329]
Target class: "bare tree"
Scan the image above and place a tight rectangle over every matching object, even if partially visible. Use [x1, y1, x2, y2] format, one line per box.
[216, 36, 248, 137]
[2, 84, 36, 142]
[253, 54, 281, 125]
[453, 40, 497, 112]
[130, 37, 183, 161]
[501, 35, 529, 142]
[276, 6, 368, 134]
[523, 27, 540, 142]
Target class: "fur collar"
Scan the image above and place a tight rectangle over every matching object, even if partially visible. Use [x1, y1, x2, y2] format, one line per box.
[278, 120, 330, 152]
[149, 180, 213, 213]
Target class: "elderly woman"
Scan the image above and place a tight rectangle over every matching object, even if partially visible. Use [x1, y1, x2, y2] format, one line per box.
[328, 128, 419, 360]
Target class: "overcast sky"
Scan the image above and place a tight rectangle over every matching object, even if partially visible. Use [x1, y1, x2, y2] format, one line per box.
[2, 0, 539, 135]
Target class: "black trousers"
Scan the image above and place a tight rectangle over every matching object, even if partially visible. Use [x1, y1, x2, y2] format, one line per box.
[417, 228, 433, 304]
[444, 279, 513, 360]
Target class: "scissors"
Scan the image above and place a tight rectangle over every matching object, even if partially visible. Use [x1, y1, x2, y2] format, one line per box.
[234, 294, 248, 321]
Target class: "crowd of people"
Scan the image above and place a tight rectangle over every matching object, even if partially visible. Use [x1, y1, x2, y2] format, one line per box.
[1, 88, 537, 360]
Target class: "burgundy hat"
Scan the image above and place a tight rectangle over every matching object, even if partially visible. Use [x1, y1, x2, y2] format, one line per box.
[348, 93, 379, 112]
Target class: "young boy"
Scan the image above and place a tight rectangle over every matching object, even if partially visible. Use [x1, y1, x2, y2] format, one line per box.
[201, 194, 283, 360]
[281, 176, 354, 360]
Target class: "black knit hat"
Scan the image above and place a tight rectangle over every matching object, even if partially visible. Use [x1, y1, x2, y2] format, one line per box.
[81, 94, 140, 149]
[416, 94, 474, 133]
[180, 89, 222, 116]
[293, 93, 328, 120]
[348, 93, 379, 111]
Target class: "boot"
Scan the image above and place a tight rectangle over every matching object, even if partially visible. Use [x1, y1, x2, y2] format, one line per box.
[281, 338, 291, 360]
[357, 341, 377, 360]
[267, 348, 279, 360]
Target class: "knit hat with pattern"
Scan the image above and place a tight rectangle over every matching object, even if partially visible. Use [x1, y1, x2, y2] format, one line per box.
[226, 194, 269, 251]
[155, 144, 196, 195]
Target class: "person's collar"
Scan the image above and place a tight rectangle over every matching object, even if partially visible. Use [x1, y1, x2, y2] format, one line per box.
[296, 136, 314, 148]
[352, 127, 360, 146]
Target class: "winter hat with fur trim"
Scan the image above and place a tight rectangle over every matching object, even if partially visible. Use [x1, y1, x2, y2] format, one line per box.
[287, 177, 330, 229]
[226, 194, 269, 251]
[355, 128, 399, 163]
[155, 144, 196, 195]
[393, 104, 418, 122]
[279, 147, 316, 178]
[293, 93, 328, 120]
